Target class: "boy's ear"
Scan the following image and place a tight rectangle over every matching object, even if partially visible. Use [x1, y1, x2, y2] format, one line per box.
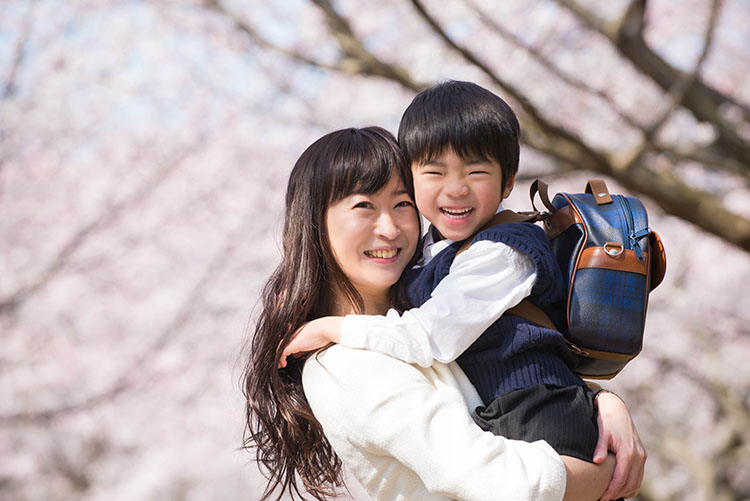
[502, 176, 516, 199]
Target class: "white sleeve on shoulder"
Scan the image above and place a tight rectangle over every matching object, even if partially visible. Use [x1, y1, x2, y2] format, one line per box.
[340, 239, 536, 367]
[302, 346, 565, 501]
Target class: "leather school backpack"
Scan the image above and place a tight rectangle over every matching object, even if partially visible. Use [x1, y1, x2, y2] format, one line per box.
[463, 179, 667, 379]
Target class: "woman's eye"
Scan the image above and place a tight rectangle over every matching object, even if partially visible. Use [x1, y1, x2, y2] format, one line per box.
[396, 200, 414, 208]
[353, 201, 373, 209]
[470, 170, 489, 175]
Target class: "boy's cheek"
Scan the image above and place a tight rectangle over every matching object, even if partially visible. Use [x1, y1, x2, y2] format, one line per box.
[412, 187, 431, 212]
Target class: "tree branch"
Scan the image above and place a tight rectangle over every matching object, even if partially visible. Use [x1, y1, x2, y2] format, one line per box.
[0, 2, 36, 183]
[2, 3, 34, 101]
[618, 0, 723, 171]
[309, 0, 423, 91]
[203, 0, 424, 91]
[200, 0, 343, 73]
[462, 0, 645, 132]
[556, 0, 750, 166]
[408, 0, 609, 170]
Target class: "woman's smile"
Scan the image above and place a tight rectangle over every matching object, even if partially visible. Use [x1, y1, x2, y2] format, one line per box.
[364, 247, 401, 260]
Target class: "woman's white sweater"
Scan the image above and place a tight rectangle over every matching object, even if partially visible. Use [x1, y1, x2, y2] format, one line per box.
[303, 345, 566, 501]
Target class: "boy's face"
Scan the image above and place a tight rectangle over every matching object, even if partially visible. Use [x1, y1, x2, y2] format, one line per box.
[412, 147, 511, 242]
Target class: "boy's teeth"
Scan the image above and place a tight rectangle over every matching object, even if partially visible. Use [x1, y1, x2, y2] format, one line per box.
[442, 208, 472, 219]
[365, 249, 398, 259]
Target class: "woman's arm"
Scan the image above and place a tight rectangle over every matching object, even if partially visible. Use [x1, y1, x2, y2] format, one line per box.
[562, 454, 615, 501]
[303, 345, 567, 501]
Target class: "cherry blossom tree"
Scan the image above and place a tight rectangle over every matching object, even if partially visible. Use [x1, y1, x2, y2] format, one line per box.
[1, 0, 748, 499]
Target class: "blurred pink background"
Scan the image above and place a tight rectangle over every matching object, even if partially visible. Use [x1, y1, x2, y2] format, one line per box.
[1, 1, 748, 499]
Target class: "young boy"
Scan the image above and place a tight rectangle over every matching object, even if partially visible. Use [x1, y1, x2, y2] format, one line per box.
[282, 80, 600, 464]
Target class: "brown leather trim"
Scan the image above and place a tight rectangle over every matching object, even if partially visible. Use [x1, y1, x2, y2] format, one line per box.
[580, 372, 620, 380]
[544, 204, 581, 240]
[649, 231, 667, 290]
[578, 246, 649, 275]
[565, 197, 586, 330]
[585, 179, 613, 205]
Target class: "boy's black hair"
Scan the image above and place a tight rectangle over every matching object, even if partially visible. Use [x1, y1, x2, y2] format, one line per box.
[397, 80, 520, 189]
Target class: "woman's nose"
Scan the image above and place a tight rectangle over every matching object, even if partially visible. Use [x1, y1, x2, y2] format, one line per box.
[375, 212, 401, 239]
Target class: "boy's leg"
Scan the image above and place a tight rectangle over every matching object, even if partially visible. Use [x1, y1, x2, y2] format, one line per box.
[471, 383, 599, 462]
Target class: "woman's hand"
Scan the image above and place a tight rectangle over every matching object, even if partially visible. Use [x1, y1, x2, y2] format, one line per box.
[278, 317, 343, 368]
[593, 390, 647, 500]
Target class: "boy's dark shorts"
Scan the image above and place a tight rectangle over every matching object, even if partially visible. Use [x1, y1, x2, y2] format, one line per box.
[471, 383, 598, 462]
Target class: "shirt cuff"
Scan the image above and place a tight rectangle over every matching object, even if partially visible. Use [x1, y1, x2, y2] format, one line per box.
[340, 315, 369, 350]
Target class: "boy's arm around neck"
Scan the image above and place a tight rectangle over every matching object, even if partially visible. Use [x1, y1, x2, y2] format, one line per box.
[340, 239, 536, 366]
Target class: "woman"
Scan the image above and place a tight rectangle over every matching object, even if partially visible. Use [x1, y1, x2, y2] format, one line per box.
[243, 126, 644, 500]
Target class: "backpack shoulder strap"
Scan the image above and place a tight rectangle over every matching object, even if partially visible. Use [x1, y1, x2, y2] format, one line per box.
[455, 207, 558, 332]
[506, 299, 557, 331]
[456, 210, 540, 255]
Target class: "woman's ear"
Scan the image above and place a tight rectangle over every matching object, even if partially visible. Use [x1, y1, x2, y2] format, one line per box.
[502, 175, 516, 199]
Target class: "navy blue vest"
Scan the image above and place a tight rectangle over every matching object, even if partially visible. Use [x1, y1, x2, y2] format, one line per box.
[404, 222, 583, 404]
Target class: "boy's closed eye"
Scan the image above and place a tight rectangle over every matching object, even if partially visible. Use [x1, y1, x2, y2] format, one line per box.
[418, 164, 444, 176]
[465, 158, 492, 174]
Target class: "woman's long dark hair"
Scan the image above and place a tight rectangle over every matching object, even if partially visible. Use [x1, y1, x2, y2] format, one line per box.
[243, 127, 416, 500]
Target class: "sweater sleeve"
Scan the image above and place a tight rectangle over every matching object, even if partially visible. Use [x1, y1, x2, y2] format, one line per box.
[302, 346, 566, 501]
[340, 240, 536, 366]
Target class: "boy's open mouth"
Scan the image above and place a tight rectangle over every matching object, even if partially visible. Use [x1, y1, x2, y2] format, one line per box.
[441, 207, 473, 219]
[364, 248, 399, 259]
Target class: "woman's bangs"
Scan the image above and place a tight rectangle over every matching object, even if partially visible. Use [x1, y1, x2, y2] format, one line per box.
[329, 133, 405, 202]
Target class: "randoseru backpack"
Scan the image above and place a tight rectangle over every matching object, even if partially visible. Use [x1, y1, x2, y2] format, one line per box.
[461, 179, 667, 379]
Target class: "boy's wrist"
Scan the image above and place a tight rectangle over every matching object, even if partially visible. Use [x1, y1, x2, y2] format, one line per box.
[323, 316, 343, 344]
[593, 388, 621, 414]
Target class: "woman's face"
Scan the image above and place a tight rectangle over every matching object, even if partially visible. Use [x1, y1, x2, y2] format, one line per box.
[326, 175, 419, 309]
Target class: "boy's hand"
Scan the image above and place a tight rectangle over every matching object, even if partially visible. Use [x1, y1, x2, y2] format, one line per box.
[278, 317, 343, 368]
[592, 390, 647, 500]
